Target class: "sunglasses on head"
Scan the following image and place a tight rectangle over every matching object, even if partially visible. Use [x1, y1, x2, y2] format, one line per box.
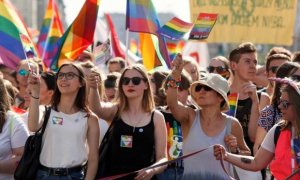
[269, 66, 279, 73]
[207, 66, 227, 74]
[122, 77, 146, 86]
[18, 69, 30, 76]
[278, 99, 292, 110]
[57, 72, 79, 80]
[194, 84, 212, 92]
[291, 75, 300, 82]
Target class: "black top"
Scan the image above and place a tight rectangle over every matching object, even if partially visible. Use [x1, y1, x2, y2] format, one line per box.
[105, 112, 156, 179]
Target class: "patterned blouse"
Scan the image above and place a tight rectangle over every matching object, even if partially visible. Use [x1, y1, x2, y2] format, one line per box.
[258, 105, 281, 132]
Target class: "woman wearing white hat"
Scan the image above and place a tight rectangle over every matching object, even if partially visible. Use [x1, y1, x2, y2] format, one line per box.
[167, 54, 250, 179]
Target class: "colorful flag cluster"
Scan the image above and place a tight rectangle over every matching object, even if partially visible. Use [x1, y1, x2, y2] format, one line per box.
[226, 93, 239, 117]
[189, 13, 218, 40]
[0, 0, 38, 70]
[37, 0, 63, 68]
[158, 17, 193, 40]
[126, 0, 170, 71]
[130, 39, 140, 57]
[50, 0, 100, 70]
[93, 39, 112, 66]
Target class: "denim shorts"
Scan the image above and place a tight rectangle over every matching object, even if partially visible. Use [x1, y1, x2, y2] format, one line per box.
[157, 166, 184, 180]
[36, 168, 84, 180]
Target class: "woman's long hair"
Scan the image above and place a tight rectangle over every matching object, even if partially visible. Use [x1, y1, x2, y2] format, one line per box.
[116, 65, 155, 117]
[0, 78, 11, 133]
[51, 63, 90, 116]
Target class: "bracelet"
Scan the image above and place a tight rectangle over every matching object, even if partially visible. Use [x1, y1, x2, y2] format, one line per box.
[31, 95, 39, 99]
[166, 76, 181, 88]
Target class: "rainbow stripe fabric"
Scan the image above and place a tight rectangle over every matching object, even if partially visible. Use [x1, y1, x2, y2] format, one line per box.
[50, 0, 99, 70]
[19, 33, 38, 58]
[130, 38, 140, 57]
[0, 0, 37, 70]
[126, 0, 171, 70]
[158, 17, 193, 40]
[166, 39, 185, 61]
[226, 93, 239, 117]
[189, 13, 218, 40]
[37, 0, 63, 68]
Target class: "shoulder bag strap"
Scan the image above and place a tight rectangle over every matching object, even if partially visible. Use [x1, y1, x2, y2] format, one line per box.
[37, 106, 51, 135]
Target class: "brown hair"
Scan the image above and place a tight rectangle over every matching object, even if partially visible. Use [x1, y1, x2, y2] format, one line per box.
[0, 78, 11, 133]
[279, 82, 300, 136]
[265, 47, 292, 60]
[51, 63, 90, 116]
[116, 65, 155, 117]
[229, 42, 256, 63]
[266, 54, 291, 72]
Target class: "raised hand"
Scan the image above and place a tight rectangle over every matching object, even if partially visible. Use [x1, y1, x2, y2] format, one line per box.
[27, 72, 41, 96]
[224, 134, 238, 153]
[242, 82, 258, 103]
[171, 53, 184, 80]
[87, 70, 101, 89]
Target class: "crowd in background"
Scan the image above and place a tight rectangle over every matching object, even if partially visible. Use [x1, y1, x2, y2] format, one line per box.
[1, 42, 300, 179]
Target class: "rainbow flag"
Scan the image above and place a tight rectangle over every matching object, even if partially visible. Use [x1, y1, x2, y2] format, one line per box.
[37, 0, 63, 68]
[189, 13, 218, 40]
[50, 0, 100, 71]
[158, 17, 193, 40]
[0, 0, 38, 70]
[19, 33, 38, 58]
[166, 39, 185, 61]
[130, 38, 140, 56]
[226, 93, 239, 117]
[126, 0, 171, 70]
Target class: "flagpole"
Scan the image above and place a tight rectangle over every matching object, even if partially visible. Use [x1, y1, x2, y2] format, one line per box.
[125, 28, 130, 66]
[19, 33, 32, 72]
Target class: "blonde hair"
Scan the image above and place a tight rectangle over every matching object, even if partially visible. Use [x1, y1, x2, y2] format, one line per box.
[115, 64, 155, 117]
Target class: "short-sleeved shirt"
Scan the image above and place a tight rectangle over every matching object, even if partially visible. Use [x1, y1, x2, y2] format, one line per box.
[261, 124, 278, 153]
[258, 105, 281, 132]
[0, 111, 29, 180]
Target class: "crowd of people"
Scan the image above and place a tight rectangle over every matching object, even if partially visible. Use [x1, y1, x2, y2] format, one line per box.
[1, 42, 300, 179]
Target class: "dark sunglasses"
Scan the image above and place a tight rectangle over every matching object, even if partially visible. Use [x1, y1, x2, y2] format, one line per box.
[194, 84, 212, 92]
[122, 77, 146, 86]
[18, 69, 30, 76]
[291, 75, 300, 82]
[57, 72, 79, 80]
[278, 99, 292, 110]
[269, 66, 279, 73]
[207, 66, 227, 74]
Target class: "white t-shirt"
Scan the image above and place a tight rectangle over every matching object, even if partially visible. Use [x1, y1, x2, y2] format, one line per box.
[40, 109, 89, 168]
[261, 124, 278, 153]
[0, 111, 29, 180]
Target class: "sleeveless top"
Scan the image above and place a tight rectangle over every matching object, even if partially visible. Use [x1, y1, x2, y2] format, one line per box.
[40, 109, 88, 168]
[158, 107, 183, 167]
[182, 110, 231, 180]
[105, 112, 156, 178]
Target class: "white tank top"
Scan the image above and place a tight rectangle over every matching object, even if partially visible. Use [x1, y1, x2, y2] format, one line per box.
[182, 110, 231, 180]
[40, 109, 88, 168]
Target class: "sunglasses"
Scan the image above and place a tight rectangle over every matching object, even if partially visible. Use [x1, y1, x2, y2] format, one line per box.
[269, 66, 279, 73]
[291, 75, 300, 81]
[18, 69, 30, 76]
[207, 66, 227, 74]
[194, 84, 212, 92]
[57, 72, 80, 80]
[122, 77, 146, 86]
[278, 99, 293, 110]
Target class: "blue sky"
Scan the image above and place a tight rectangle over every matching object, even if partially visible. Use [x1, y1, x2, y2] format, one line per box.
[63, 0, 190, 25]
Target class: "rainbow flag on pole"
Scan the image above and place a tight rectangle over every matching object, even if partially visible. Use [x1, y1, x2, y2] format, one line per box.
[189, 13, 218, 40]
[50, 0, 100, 71]
[158, 17, 193, 40]
[226, 93, 239, 117]
[19, 33, 38, 58]
[166, 39, 185, 61]
[0, 0, 37, 70]
[126, 0, 171, 70]
[37, 0, 63, 68]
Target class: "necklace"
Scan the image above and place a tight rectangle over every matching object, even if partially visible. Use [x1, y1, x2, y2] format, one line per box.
[125, 112, 145, 133]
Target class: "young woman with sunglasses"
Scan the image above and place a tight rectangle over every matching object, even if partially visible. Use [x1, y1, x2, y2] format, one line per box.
[167, 54, 250, 179]
[88, 65, 167, 179]
[254, 62, 300, 154]
[207, 56, 231, 81]
[27, 63, 99, 179]
[214, 79, 300, 179]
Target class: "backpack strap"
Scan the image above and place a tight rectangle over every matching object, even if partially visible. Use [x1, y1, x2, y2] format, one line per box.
[274, 125, 281, 147]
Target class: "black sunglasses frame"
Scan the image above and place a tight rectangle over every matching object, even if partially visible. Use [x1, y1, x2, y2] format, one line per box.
[122, 77, 146, 86]
[207, 66, 227, 74]
[194, 84, 213, 92]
